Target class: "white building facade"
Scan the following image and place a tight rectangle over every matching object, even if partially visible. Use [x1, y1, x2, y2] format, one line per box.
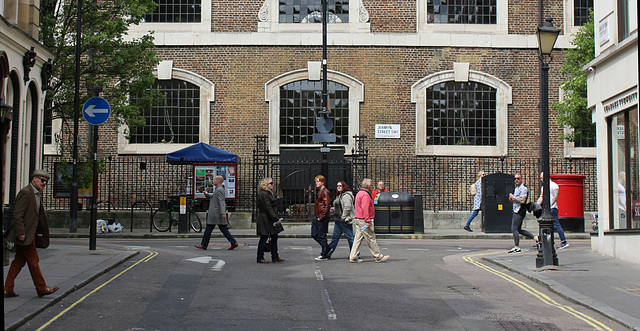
[588, 0, 638, 264]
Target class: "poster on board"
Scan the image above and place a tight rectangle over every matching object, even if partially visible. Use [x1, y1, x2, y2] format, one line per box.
[53, 163, 93, 199]
[192, 163, 237, 200]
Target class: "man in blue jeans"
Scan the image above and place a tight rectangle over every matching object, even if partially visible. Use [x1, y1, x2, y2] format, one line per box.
[538, 172, 569, 249]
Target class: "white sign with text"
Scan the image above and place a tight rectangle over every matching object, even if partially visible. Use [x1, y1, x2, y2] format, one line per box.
[375, 124, 400, 138]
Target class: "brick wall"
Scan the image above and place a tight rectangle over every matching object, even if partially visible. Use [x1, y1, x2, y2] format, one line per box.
[152, 45, 566, 160]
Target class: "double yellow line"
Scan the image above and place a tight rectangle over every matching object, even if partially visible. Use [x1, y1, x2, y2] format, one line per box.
[463, 252, 613, 331]
[37, 250, 158, 331]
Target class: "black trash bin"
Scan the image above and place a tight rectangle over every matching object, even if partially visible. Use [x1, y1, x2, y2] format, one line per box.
[481, 173, 514, 233]
[374, 192, 414, 234]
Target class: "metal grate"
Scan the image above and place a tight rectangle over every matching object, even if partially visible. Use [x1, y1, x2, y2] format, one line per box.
[130, 79, 200, 144]
[279, 0, 349, 23]
[426, 81, 496, 146]
[573, 0, 593, 26]
[144, 0, 201, 23]
[428, 0, 497, 24]
[279, 80, 349, 145]
[493, 320, 561, 331]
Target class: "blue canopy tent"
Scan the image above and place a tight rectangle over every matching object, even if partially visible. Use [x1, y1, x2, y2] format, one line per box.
[166, 142, 238, 164]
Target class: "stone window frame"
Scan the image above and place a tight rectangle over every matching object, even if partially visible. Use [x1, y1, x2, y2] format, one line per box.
[118, 62, 214, 154]
[564, 0, 594, 35]
[417, 0, 509, 34]
[143, 0, 202, 24]
[258, 0, 370, 33]
[412, 64, 511, 156]
[128, 0, 212, 35]
[43, 113, 62, 155]
[560, 87, 596, 158]
[265, 68, 364, 155]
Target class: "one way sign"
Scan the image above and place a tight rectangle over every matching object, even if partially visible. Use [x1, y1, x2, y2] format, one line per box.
[82, 97, 111, 125]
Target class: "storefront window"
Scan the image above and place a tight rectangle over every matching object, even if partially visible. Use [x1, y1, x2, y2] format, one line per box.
[609, 109, 640, 230]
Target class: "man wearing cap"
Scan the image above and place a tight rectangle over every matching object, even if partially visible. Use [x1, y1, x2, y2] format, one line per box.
[4, 169, 59, 298]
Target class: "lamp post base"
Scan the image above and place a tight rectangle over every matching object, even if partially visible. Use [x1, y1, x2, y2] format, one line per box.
[536, 218, 558, 268]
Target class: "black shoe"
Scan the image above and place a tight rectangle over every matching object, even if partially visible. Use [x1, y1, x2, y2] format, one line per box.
[463, 226, 473, 232]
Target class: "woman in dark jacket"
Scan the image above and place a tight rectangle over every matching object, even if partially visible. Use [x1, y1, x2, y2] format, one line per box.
[256, 177, 284, 263]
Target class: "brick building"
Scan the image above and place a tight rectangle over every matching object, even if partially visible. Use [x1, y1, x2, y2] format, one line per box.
[42, 1, 598, 213]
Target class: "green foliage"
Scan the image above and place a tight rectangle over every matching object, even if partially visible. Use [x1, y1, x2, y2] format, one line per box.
[39, 0, 164, 159]
[554, 11, 595, 143]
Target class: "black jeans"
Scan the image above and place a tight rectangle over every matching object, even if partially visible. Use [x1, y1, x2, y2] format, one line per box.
[201, 224, 236, 247]
[257, 234, 279, 262]
[311, 216, 330, 256]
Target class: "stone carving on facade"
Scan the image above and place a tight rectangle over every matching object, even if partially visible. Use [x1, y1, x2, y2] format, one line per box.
[258, 0, 369, 23]
[359, 2, 370, 23]
[258, 0, 269, 22]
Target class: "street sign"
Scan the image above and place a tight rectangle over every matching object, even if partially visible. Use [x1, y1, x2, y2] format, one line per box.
[82, 97, 111, 125]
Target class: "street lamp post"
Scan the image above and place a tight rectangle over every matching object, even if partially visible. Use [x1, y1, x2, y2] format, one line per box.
[536, 16, 560, 268]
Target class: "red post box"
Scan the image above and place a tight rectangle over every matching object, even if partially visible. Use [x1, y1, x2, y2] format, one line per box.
[550, 174, 586, 232]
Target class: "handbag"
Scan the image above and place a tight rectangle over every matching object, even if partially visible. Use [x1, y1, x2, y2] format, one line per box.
[264, 238, 271, 252]
[34, 233, 48, 248]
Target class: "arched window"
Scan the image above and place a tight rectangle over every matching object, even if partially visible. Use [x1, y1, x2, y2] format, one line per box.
[119, 64, 214, 154]
[413, 67, 511, 156]
[130, 79, 201, 144]
[265, 69, 363, 154]
[425, 81, 496, 146]
[279, 80, 349, 145]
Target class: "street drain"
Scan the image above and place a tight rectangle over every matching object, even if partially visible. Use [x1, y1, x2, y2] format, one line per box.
[493, 320, 561, 330]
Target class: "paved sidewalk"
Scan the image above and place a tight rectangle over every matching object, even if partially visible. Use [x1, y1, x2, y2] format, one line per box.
[3, 226, 639, 330]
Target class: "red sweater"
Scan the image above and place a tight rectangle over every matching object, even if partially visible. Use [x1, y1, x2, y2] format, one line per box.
[354, 189, 374, 222]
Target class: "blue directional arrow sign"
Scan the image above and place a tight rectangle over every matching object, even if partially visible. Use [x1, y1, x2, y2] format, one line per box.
[82, 97, 111, 125]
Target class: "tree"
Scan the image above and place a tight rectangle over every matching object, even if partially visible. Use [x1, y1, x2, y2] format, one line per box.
[554, 11, 595, 145]
[39, 0, 164, 157]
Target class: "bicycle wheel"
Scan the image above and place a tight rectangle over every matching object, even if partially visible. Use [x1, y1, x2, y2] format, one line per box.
[152, 209, 172, 232]
[190, 212, 202, 233]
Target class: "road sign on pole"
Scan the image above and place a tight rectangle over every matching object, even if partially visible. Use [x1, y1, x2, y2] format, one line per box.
[82, 97, 111, 125]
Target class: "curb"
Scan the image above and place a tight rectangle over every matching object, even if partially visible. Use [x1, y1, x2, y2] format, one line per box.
[483, 256, 640, 331]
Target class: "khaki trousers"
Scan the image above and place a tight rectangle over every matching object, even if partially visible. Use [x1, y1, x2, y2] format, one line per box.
[349, 218, 383, 260]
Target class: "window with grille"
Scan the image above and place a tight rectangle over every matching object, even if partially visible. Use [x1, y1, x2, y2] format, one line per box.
[427, 0, 496, 24]
[43, 108, 53, 145]
[574, 0, 593, 26]
[426, 82, 496, 146]
[130, 79, 200, 144]
[279, 80, 349, 145]
[144, 0, 201, 23]
[574, 123, 596, 147]
[279, 0, 349, 23]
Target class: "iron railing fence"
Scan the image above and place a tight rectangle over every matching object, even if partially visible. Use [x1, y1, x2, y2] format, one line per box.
[42, 155, 597, 216]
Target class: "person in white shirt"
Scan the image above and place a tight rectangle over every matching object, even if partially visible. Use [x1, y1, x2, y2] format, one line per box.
[538, 173, 568, 250]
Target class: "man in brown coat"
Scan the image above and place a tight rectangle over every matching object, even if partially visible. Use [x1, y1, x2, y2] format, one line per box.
[4, 169, 59, 298]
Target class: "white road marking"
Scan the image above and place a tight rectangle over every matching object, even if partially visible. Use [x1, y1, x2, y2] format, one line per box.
[125, 246, 150, 250]
[322, 289, 337, 320]
[210, 259, 225, 271]
[186, 256, 212, 264]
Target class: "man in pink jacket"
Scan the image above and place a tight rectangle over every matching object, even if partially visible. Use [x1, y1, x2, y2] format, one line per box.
[349, 178, 389, 263]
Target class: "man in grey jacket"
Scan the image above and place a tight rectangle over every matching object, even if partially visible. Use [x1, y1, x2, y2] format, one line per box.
[195, 175, 238, 250]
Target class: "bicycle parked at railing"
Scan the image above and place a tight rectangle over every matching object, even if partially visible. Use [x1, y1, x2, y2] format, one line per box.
[152, 197, 202, 232]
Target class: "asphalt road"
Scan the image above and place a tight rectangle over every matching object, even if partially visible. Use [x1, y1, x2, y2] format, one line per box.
[18, 238, 627, 331]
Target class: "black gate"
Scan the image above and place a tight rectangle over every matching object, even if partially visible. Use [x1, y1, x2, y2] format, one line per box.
[252, 135, 368, 221]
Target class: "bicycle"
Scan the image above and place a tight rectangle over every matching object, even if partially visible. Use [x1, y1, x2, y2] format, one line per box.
[152, 198, 203, 232]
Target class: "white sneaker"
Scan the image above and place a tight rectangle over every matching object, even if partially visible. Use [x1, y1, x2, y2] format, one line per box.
[508, 247, 522, 254]
[314, 255, 328, 261]
[375, 255, 389, 263]
[557, 242, 569, 250]
[349, 258, 364, 263]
